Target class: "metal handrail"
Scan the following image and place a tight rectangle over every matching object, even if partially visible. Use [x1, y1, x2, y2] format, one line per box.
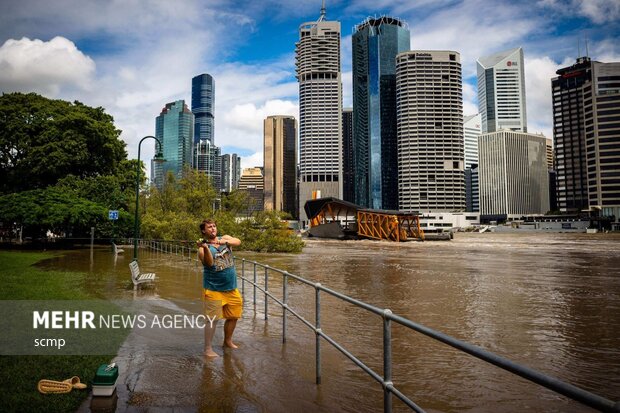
[237, 257, 620, 413]
[136, 240, 619, 412]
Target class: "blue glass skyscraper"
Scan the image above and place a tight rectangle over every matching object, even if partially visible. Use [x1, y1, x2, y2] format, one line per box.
[153, 100, 194, 188]
[352, 16, 410, 209]
[192, 74, 215, 144]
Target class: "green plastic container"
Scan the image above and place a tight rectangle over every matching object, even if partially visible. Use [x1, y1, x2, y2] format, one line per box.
[93, 364, 119, 385]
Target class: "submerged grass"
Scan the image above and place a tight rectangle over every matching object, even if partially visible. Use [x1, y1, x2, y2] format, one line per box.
[0, 251, 118, 413]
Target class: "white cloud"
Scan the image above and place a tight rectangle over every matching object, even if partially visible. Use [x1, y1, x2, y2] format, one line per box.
[524, 55, 564, 139]
[462, 82, 478, 117]
[220, 99, 298, 152]
[342, 71, 352, 108]
[240, 151, 264, 170]
[577, 0, 620, 24]
[410, 1, 540, 78]
[0, 36, 95, 96]
[590, 38, 620, 63]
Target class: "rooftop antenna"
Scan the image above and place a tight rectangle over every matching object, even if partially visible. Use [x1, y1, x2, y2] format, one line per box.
[585, 34, 589, 57]
[318, 0, 326, 22]
[577, 37, 581, 58]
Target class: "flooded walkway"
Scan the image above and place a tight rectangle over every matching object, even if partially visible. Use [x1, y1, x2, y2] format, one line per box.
[38, 233, 620, 412]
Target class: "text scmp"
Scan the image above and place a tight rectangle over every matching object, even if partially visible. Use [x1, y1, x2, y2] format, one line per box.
[33, 311, 96, 329]
[34, 338, 65, 349]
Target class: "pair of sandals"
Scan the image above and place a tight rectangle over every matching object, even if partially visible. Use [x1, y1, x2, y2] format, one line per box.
[37, 376, 87, 394]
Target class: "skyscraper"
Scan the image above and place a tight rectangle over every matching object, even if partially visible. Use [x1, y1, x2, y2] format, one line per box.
[238, 167, 264, 215]
[194, 139, 221, 190]
[464, 114, 481, 169]
[296, 4, 342, 226]
[342, 108, 354, 203]
[552, 57, 620, 221]
[477, 47, 527, 133]
[191, 73, 221, 191]
[221, 153, 241, 193]
[153, 100, 194, 188]
[464, 114, 481, 212]
[478, 131, 550, 216]
[396, 51, 464, 211]
[192, 74, 215, 144]
[264, 116, 298, 219]
[352, 16, 410, 210]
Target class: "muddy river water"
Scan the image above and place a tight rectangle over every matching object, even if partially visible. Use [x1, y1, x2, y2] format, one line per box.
[40, 232, 620, 412]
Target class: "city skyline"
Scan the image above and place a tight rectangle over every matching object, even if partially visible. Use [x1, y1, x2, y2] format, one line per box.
[0, 0, 618, 174]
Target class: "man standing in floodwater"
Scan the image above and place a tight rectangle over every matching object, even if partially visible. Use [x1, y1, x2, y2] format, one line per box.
[198, 219, 242, 357]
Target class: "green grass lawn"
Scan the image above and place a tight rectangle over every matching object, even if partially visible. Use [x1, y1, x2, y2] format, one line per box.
[0, 251, 117, 413]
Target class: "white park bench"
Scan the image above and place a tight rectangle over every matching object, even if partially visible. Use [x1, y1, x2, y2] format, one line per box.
[129, 260, 156, 289]
[112, 242, 124, 255]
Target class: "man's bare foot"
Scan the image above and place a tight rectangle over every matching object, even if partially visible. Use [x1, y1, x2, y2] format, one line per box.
[223, 341, 238, 349]
[204, 349, 219, 358]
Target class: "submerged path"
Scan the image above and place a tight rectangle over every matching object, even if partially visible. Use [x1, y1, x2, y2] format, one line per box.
[35, 233, 620, 412]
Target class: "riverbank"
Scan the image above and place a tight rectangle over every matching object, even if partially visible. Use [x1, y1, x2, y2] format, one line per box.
[0, 251, 115, 413]
[11, 234, 619, 412]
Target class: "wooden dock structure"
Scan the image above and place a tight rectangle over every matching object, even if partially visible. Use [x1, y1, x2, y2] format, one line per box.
[356, 210, 424, 242]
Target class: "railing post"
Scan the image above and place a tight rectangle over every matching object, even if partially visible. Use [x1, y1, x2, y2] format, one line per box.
[264, 266, 269, 320]
[283, 271, 288, 343]
[383, 309, 393, 413]
[253, 263, 257, 306]
[315, 283, 322, 385]
[241, 259, 245, 297]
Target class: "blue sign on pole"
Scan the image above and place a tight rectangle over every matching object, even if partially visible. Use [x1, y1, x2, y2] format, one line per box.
[108, 210, 119, 220]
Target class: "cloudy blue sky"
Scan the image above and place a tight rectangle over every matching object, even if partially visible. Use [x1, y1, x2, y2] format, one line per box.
[1, 0, 619, 172]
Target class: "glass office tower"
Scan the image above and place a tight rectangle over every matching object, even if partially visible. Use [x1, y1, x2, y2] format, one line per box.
[154, 100, 194, 188]
[342, 108, 354, 203]
[191, 74, 215, 144]
[352, 16, 410, 209]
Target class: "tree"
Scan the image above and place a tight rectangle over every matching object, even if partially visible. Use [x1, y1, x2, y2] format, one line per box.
[0, 93, 126, 194]
[141, 170, 217, 241]
[238, 210, 304, 252]
[0, 187, 129, 238]
[140, 171, 303, 252]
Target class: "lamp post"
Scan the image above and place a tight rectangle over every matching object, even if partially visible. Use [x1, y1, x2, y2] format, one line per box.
[134, 136, 165, 260]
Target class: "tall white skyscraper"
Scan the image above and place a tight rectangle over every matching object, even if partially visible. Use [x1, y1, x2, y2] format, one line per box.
[464, 114, 481, 212]
[478, 131, 549, 216]
[396, 50, 464, 212]
[477, 47, 527, 133]
[295, 4, 342, 225]
[220, 153, 241, 193]
[464, 114, 481, 168]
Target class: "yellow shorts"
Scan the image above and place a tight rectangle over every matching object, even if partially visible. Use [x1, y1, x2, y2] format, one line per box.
[203, 288, 243, 320]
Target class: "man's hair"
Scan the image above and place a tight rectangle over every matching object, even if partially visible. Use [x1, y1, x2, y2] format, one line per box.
[199, 219, 216, 232]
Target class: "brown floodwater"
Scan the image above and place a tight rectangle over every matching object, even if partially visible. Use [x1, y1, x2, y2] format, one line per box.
[39, 232, 620, 412]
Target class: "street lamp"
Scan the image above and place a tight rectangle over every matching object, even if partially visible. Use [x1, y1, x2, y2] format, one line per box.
[134, 136, 165, 260]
